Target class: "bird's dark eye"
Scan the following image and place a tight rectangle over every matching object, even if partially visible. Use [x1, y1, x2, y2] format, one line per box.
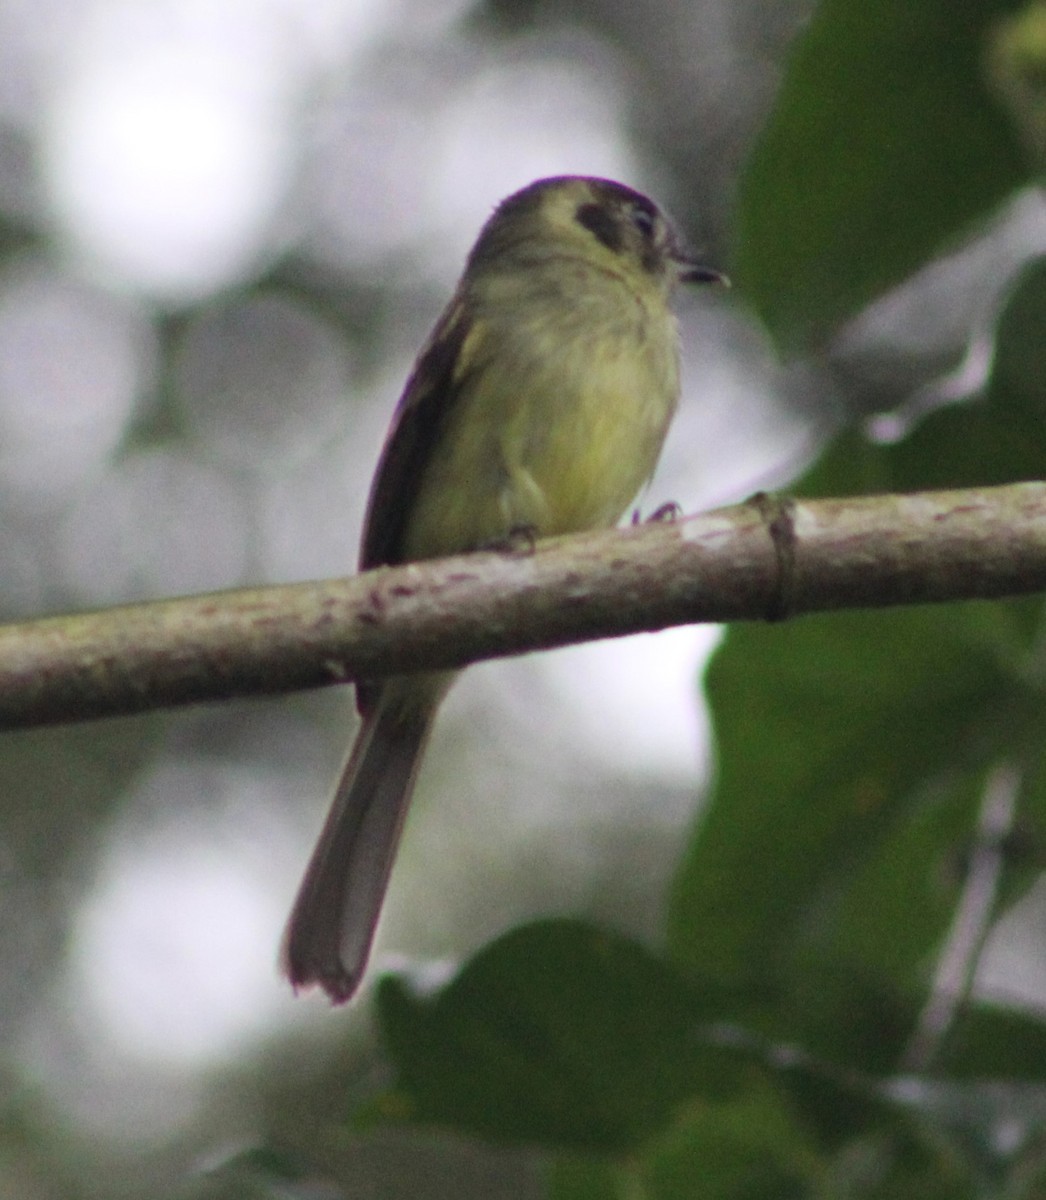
[629, 204, 657, 239]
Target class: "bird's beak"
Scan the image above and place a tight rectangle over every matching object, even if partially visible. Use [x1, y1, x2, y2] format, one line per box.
[669, 233, 729, 286]
[675, 253, 729, 286]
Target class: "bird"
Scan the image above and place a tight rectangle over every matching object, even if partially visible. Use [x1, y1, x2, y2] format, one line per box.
[282, 175, 724, 1002]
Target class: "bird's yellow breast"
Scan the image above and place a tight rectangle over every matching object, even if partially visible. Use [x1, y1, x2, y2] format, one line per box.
[399, 261, 681, 561]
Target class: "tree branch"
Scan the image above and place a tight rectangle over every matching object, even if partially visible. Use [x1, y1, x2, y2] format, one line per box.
[2, 482, 1045, 731]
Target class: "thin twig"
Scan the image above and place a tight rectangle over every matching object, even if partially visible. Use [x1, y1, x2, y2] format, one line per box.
[901, 763, 1021, 1073]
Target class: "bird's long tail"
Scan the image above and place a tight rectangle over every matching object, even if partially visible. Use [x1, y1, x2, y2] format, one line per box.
[282, 678, 444, 1003]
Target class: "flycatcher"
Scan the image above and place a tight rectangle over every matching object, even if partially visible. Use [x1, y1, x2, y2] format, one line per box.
[283, 175, 724, 1002]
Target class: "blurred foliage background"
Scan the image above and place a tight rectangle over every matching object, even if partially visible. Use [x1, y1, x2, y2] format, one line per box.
[2, 0, 1046, 1197]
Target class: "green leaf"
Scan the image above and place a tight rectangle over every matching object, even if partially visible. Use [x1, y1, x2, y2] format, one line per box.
[666, 602, 1040, 1038]
[988, 254, 1046, 423]
[942, 1002, 1046, 1081]
[639, 1058, 998, 1199]
[369, 919, 751, 1153]
[547, 1155, 629, 1200]
[637, 1088, 821, 1200]
[546, 1078, 978, 1200]
[736, 0, 1031, 350]
[847, 254, 1046, 493]
[798, 403, 1046, 502]
[818, 770, 985, 987]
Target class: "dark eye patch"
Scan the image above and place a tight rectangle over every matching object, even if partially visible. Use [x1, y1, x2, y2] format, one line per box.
[575, 202, 624, 252]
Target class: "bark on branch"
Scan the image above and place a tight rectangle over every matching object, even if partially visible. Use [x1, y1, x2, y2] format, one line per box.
[2, 482, 1045, 731]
